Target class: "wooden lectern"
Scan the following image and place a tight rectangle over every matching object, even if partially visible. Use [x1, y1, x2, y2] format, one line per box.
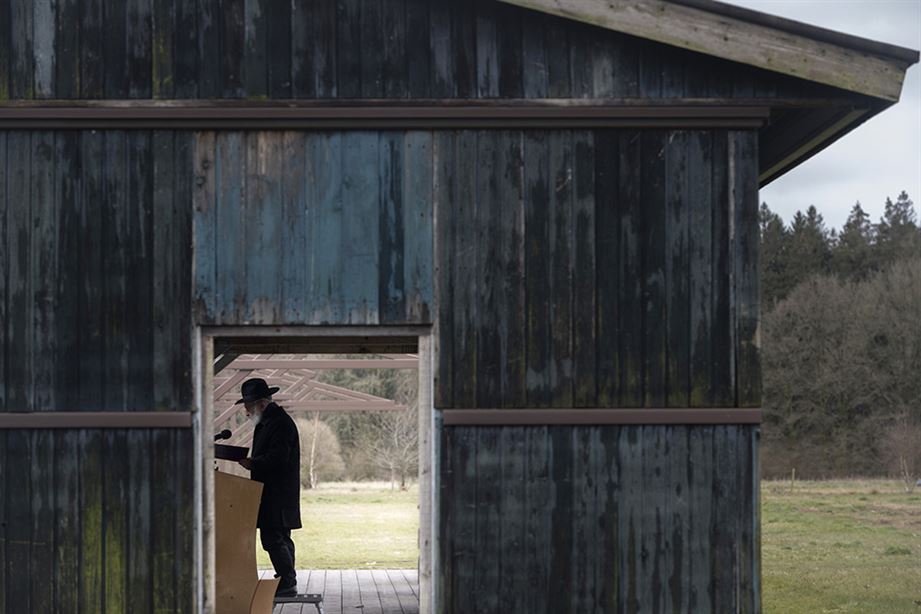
[215, 471, 279, 614]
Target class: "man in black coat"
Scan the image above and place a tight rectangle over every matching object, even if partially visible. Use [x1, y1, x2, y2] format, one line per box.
[236, 378, 302, 598]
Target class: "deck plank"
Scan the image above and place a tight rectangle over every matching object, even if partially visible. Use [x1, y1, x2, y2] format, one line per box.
[372, 569, 403, 613]
[387, 570, 418, 614]
[323, 569, 343, 614]
[340, 570, 363, 611]
[357, 570, 384, 614]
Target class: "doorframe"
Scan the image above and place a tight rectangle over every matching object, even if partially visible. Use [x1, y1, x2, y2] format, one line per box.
[194, 325, 437, 614]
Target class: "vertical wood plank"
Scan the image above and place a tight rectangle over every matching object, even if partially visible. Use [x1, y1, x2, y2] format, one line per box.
[336, 0, 361, 98]
[80, 430, 104, 613]
[569, 22, 592, 98]
[243, 0, 267, 97]
[53, 431, 80, 611]
[193, 131, 217, 323]
[360, 0, 383, 97]
[379, 132, 407, 323]
[31, 132, 56, 411]
[430, 1, 454, 98]
[475, 0, 499, 98]
[433, 132, 454, 407]
[151, 0, 174, 98]
[572, 131, 596, 407]
[595, 130, 619, 407]
[732, 131, 762, 407]
[0, 1, 10, 99]
[104, 132, 129, 411]
[616, 427, 640, 612]
[10, 0, 34, 98]
[548, 131, 574, 408]
[500, 132, 526, 406]
[174, 0, 200, 98]
[153, 131, 177, 407]
[175, 430, 196, 612]
[710, 131, 734, 406]
[450, 428, 478, 611]
[244, 132, 283, 323]
[473, 429, 500, 611]
[80, 131, 105, 410]
[591, 37, 616, 98]
[6, 132, 31, 411]
[475, 131, 500, 406]
[451, 132, 478, 407]
[103, 430, 129, 613]
[33, 0, 55, 98]
[6, 431, 32, 610]
[266, 0, 291, 98]
[127, 430, 153, 614]
[307, 131, 344, 323]
[498, 428, 526, 612]
[402, 131, 434, 323]
[524, 131, 552, 407]
[523, 427, 552, 613]
[213, 132, 246, 323]
[496, 3, 523, 98]
[151, 430, 177, 612]
[53, 0, 79, 98]
[668, 427, 691, 612]
[221, 0, 245, 97]
[522, 19, 549, 98]
[173, 133, 194, 409]
[104, 0, 128, 98]
[547, 427, 573, 613]
[53, 132, 81, 413]
[641, 131, 667, 407]
[127, 132, 155, 408]
[0, 131, 5, 410]
[451, 0, 477, 99]
[688, 131, 713, 407]
[281, 131, 308, 323]
[126, 0, 152, 97]
[381, 0, 407, 98]
[197, 0, 221, 97]
[618, 132, 643, 407]
[28, 430, 52, 614]
[340, 132, 380, 324]
[666, 131, 691, 407]
[404, 0, 431, 98]
[569, 427, 594, 612]
[688, 427, 713, 612]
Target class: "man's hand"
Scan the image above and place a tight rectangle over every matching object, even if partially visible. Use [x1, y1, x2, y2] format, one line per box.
[238, 458, 253, 470]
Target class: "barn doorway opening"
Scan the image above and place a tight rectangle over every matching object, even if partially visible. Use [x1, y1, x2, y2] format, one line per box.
[198, 328, 435, 614]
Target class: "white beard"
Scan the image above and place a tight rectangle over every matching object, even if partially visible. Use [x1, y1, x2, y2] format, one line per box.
[249, 412, 262, 426]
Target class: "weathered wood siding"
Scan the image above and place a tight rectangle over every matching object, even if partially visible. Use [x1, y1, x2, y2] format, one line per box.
[0, 0, 837, 101]
[0, 131, 195, 613]
[439, 425, 761, 613]
[434, 129, 761, 409]
[193, 130, 434, 325]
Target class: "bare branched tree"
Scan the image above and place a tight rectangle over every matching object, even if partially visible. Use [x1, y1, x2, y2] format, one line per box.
[363, 405, 418, 490]
[881, 413, 921, 493]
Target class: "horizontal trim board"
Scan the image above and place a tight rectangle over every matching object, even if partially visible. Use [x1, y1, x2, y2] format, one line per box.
[0, 104, 769, 129]
[0, 411, 194, 429]
[441, 408, 763, 425]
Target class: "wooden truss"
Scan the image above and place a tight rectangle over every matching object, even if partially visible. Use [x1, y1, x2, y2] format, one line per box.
[212, 354, 417, 446]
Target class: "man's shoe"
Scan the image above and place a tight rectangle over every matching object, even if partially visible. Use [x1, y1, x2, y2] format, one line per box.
[275, 583, 297, 598]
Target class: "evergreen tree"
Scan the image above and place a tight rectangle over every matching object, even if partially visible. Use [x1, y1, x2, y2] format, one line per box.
[759, 202, 790, 306]
[876, 191, 920, 264]
[783, 205, 832, 295]
[834, 202, 876, 280]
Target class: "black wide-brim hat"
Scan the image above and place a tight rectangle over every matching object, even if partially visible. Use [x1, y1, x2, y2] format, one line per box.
[235, 377, 280, 405]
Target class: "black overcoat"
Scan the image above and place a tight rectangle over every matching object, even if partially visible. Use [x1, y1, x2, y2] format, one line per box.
[250, 403, 302, 529]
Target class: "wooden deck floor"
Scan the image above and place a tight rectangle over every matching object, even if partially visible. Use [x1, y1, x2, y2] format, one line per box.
[261, 569, 419, 614]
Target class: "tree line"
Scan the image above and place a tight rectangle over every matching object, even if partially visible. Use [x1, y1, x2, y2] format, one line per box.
[759, 191, 921, 481]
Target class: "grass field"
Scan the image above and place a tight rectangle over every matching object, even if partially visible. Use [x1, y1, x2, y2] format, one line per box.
[260, 479, 920, 612]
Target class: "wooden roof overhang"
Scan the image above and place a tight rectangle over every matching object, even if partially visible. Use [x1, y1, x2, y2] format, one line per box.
[499, 0, 919, 185]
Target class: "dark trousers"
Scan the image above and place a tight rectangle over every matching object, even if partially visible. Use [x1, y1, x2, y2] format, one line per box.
[260, 528, 296, 588]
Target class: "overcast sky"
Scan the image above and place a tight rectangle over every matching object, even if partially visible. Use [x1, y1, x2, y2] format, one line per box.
[723, 0, 921, 231]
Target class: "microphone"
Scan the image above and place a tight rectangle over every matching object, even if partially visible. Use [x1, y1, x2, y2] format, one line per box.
[214, 429, 232, 442]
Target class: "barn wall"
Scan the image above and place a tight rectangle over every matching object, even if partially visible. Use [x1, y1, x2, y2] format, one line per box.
[193, 131, 433, 325]
[434, 129, 761, 408]
[438, 425, 760, 613]
[0, 0, 837, 102]
[0, 131, 196, 613]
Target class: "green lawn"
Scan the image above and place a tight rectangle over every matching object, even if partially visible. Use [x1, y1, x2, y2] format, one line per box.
[762, 479, 921, 613]
[256, 481, 419, 570]
[261, 479, 921, 612]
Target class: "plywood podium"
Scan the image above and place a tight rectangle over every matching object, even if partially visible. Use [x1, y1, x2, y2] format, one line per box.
[215, 471, 279, 614]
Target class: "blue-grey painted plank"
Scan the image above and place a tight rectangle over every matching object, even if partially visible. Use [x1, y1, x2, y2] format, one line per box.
[244, 131, 283, 323]
[402, 131, 433, 323]
[193, 132, 217, 323]
[214, 132, 246, 323]
[281, 131, 308, 323]
[339, 132, 380, 324]
[378, 132, 406, 323]
[307, 132, 344, 323]
[33, 0, 54, 97]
